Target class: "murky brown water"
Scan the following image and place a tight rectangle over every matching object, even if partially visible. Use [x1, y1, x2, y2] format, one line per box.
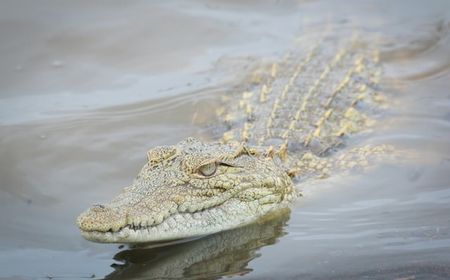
[1, 1, 450, 279]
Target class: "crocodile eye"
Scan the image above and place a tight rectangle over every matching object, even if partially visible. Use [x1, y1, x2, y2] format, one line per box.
[198, 162, 217, 177]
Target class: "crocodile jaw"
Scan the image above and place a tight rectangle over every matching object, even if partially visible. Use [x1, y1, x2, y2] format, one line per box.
[79, 196, 294, 243]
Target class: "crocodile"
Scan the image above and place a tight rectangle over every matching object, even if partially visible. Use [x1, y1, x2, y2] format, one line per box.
[77, 30, 390, 243]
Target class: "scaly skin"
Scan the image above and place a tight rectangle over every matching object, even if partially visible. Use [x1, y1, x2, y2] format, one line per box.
[77, 30, 389, 243]
[77, 138, 295, 242]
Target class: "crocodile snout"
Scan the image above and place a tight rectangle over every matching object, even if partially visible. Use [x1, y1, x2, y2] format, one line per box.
[76, 204, 126, 232]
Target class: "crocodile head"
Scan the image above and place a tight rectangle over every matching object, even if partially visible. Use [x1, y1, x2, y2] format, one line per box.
[76, 137, 295, 243]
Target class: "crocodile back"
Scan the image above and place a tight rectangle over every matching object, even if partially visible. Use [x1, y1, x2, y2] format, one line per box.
[219, 29, 384, 169]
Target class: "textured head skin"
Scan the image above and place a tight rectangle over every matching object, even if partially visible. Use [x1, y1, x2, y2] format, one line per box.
[77, 137, 295, 243]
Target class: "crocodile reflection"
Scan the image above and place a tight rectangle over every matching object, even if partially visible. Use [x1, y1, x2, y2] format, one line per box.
[104, 209, 290, 280]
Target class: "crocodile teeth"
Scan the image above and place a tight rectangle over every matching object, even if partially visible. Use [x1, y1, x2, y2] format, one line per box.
[147, 218, 155, 227]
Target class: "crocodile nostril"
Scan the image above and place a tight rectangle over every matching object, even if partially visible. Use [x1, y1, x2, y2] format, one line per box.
[77, 205, 127, 232]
